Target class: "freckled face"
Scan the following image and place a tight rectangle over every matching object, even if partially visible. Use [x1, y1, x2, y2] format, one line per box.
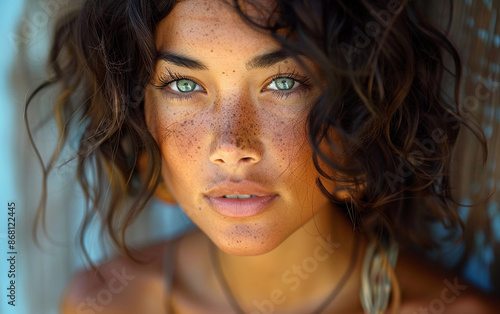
[145, 0, 332, 255]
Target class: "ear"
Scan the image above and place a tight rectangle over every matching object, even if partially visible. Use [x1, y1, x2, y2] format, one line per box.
[331, 179, 366, 200]
[137, 153, 177, 204]
[316, 127, 366, 201]
[154, 179, 177, 204]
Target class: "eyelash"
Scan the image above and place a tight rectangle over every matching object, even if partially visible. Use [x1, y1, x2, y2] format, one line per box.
[151, 69, 312, 101]
[266, 70, 311, 100]
[152, 70, 202, 101]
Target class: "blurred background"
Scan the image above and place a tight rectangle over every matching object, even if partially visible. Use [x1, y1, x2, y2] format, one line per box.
[0, 3, 195, 314]
[0, 0, 499, 313]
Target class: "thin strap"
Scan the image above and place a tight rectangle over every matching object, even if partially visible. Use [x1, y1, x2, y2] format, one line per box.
[163, 239, 180, 313]
[210, 235, 360, 314]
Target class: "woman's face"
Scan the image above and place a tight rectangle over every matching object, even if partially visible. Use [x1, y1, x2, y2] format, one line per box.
[145, 0, 334, 255]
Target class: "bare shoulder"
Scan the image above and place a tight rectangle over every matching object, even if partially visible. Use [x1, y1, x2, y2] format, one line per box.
[60, 239, 173, 314]
[394, 251, 500, 314]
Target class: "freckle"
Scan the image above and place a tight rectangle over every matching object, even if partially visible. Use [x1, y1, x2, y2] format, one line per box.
[210, 49, 213, 52]
[222, 72, 225, 74]
[232, 70, 235, 73]
[197, 146, 201, 149]
[261, 241, 264, 244]
[199, 207, 202, 210]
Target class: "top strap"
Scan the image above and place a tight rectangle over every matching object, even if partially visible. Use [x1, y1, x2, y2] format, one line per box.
[163, 238, 181, 313]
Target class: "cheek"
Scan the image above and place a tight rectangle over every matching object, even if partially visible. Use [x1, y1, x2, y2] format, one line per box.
[144, 97, 206, 187]
[269, 113, 314, 175]
[152, 117, 209, 207]
[170, 120, 205, 159]
[145, 94, 203, 159]
[155, 113, 209, 172]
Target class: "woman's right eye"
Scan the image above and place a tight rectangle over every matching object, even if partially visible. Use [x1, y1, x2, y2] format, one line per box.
[168, 79, 203, 93]
[267, 77, 296, 91]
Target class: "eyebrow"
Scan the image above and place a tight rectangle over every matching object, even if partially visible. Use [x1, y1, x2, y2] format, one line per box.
[156, 51, 208, 70]
[156, 49, 292, 71]
[245, 50, 292, 70]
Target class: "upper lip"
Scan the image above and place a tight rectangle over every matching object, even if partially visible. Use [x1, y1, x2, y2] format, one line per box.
[205, 180, 277, 198]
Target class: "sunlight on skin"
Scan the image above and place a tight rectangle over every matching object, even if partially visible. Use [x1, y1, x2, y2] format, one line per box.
[143, 1, 361, 311]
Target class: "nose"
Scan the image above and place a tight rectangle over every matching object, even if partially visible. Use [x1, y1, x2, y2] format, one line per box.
[209, 96, 263, 170]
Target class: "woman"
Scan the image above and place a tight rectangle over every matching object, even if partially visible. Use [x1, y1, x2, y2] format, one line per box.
[26, 0, 499, 313]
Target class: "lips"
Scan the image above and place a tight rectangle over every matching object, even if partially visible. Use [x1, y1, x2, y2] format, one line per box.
[204, 181, 278, 218]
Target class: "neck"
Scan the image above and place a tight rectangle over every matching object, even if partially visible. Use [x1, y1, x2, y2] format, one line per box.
[213, 203, 365, 313]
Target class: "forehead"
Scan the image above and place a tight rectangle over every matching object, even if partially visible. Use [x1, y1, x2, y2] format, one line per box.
[155, 0, 278, 54]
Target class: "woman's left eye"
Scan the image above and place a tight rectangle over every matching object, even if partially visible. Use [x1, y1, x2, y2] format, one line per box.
[267, 77, 297, 91]
[168, 79, 203, 93]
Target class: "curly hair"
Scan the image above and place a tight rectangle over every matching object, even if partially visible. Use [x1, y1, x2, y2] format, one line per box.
[26, 0, 485, 267]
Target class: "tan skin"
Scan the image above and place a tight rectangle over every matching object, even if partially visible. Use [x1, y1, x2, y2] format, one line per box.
[61, 229, 498, 314]
[61, 1, 499, 313]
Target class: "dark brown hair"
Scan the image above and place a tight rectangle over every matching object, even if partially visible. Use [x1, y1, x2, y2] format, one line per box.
[26, 0, 485, 267]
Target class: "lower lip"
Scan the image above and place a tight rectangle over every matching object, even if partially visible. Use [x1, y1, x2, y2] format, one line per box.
[205, 195, 278, 218]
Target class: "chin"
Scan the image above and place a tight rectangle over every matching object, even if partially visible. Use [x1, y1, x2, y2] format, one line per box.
[206, 221, 290, 256]
[214, 237, 280, 256]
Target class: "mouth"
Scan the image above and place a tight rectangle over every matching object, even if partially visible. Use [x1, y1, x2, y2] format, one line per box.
[222, 194, 258, 199]
[205, 195, 278, 218]
[204, 181, 278, 218]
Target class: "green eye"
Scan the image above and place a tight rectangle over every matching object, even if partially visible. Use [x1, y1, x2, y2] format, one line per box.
[270, 77, 295, 90]
[176, 79, 198, 92]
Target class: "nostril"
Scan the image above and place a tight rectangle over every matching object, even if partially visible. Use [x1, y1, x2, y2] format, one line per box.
[209, 134, 263, 167]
